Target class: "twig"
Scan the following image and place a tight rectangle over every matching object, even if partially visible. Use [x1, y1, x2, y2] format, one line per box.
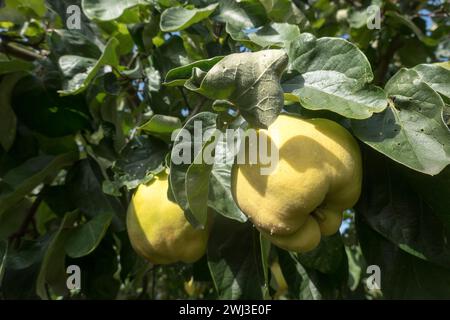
[138, 267, 154, 300]
[0, 38, 45, 61]
[127, 51, 140, 69]
[178, 87, 191, 110]
[185, 97, 207, 122]
[8, 196, 43, 248]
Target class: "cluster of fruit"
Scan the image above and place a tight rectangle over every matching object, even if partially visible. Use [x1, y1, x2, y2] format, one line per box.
[127, 115, 362, 264]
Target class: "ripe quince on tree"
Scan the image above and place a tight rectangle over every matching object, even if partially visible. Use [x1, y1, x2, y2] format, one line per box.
[127, 173, 209, 264]
[232, 114, 362, 253]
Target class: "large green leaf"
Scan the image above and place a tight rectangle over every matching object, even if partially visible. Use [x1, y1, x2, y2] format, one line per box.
[160, 3, 219, 32]
[65, 212, 112, 258]
[186, 49, 288, 128]
[208, 135, 247, 223]
[170, 112, 218, 226]
[405, 166, 450, 231]
[59, 37, 119, 96]
[207, 216, 266, 299]
[81, 0, 149, 21]
[0, 153, 78, 217]
[66, 236, 120, 299]
[66, 158, 125, 231]
[185, 132, 219, 227]
[352, 68, 450, 176]
[355, 147, 450, 268]
[357, 211, 450, 299]
[36, 211, 78, 299]
[284, 33, 387, 119]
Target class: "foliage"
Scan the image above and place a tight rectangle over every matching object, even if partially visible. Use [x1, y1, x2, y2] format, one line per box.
[0, 0, 449, 300]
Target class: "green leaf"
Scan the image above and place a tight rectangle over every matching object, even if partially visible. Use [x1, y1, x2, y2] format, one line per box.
[284, 33, 387, 119]
[352, 68, 450, 176]
[5, 0, 47, 17]
[164, 56, 224, 87]
[207, 216, 266, 299]
[49, 29, 101, 59]
[247, 22, 301, 48]
[356, 148, 450, 268]
[36, 211, 78, 299]
[67, 236, 120, 299]
[59, 37, 119, 96]
[345, 244, 365, 291]
[0, 200, 31, 240]
[0, 73, 23, 151]
[188, 50, 288, 128]
[107, 135, 168, 193]
[81, 0, 149, 21]
[185, 128, 220, 227]
[405, 166, 450, 231]
[96, 21, 134, 55]
[0, 55, 34, 75]
[154, 36, 192, 75]
[208, 136, 247, 222]
[258, 0, 308, 26]
[139, 114, 182, 141]
[277, 249, 321, 299]
[386, 11, 439, 47]
[170, 112, 218, 225]
[5, 239, 47, 270]
[0, 153, 78, 217]
[347, 5, 378, 29]
[66, 158, 124, 231]
[12, 75, 91, 137]
[357, 211, 450, 299]
[413, 64, 450, 100]
[160, 3, 219, 32]
[217, 0, 268, 45]
[294, 233, 346, 274]
[65, 212, 113, 258]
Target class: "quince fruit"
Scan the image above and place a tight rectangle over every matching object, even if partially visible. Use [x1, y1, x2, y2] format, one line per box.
[127, 173, 209, 264]
[232, 115, 362, 252]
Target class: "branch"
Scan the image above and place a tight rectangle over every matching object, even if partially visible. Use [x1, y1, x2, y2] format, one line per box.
[374, 35, 403, 86]
[0, 39, 45, 61]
